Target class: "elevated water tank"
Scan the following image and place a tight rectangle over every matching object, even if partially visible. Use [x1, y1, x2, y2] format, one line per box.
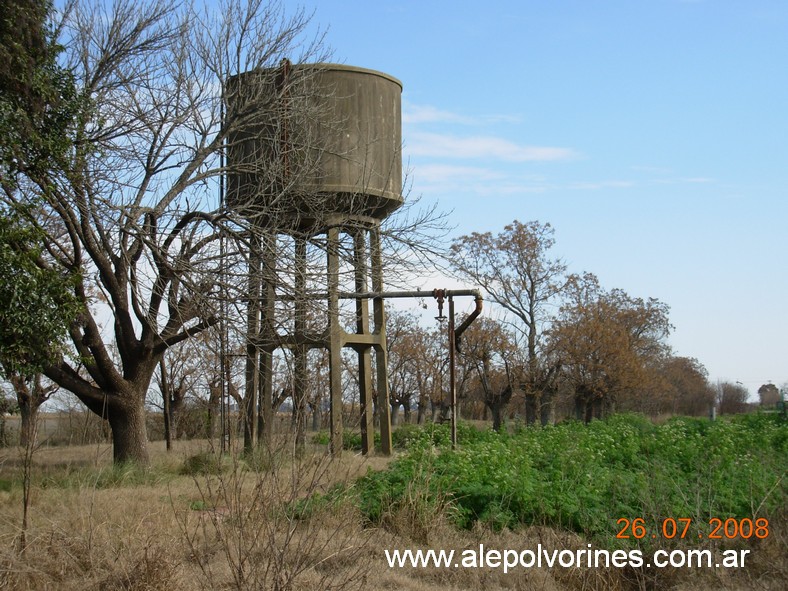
[225, 63, 402, 229]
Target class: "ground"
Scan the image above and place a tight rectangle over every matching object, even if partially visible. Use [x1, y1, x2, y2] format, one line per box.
[0, 437, 785, 590]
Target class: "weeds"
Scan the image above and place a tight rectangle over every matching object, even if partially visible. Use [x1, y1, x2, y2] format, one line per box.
[179, 451, 226, 476]
[0, 416, 784, 590]
[356, 413, 788, 545]
[173, 444, 373, 591]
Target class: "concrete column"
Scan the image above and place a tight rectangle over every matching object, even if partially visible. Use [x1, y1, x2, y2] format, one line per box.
[327, 226, 344, 455]
[370, 226, 392, 455]
[294, 235, 308, 451]
[258, 231, 276, 446]
[353, 229, 375, 455]
[243, 233, 261, 452]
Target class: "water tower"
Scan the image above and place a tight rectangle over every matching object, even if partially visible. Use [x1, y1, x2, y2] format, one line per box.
[225, 62, 402, 454]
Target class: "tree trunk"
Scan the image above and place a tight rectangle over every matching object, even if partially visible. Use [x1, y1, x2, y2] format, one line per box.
[490, 403, 503, 432]
[524, 394, 538, 426]
[10, 374, 49, 448]
[539, 390, 555, 426]
[160, 359, 172, 451]
[171, 394, 185, 440]
[19, 401, 38, 448]
[390, 403, 400, 426]
[207, 380, 221, 439]
[575, 395, 585, 422]
[416, 399, 426, 425]
[402, 400, 411, 424]
[290, 397, 306, 448]
[439, 404, 450, 423]
[107, 397, 150, 466]
[586, 399, 596, 424]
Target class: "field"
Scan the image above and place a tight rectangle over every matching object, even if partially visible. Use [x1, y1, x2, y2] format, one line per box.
[0, 413, 785, 590]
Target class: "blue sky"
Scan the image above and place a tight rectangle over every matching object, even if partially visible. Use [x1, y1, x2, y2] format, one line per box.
[287, 0, 787, 395]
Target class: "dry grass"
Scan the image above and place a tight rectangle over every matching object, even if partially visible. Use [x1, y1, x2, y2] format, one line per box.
[0, 439, 784, 591]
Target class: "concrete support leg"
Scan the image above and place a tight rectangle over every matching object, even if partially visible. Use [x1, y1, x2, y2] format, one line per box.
[243, 234, 261, 452]
[327, 226, 344, 455]
[258, 231, 275, 446]
[294, 235, 308, 451]
[354, 229, 374, 455]
[370, 226, 392, 455]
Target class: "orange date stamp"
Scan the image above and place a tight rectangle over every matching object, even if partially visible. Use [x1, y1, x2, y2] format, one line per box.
[616, 517, 770, 540]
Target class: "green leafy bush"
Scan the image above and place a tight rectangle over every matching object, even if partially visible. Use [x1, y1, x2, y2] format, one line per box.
[355, 414, 787, 545]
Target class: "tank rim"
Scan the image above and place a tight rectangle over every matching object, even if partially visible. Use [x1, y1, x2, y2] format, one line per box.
[229, 62, 402, 90]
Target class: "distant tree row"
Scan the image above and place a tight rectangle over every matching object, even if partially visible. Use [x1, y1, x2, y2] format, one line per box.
[431, 219, 775, 429]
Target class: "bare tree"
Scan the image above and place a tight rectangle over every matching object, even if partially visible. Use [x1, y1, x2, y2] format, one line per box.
[449, 221, 569, 423]
[0, 0, 336, 465]
[548, 273, 672, 422]
[153, 339, 204, 448]
[2, 0, 450, 465]
[8, 372, 57, 447]
[658, 356, 715, 416]
[456, 317, 520, 431]
[717, 381, 749, 415]
[385, 311, 419, 425]
[757, 383, 780, 408]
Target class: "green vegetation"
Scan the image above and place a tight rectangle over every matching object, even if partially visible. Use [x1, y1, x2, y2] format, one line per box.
[313, 422, 480, 452]
[34, 461, 169, 490]
[0, 214, 82, 378]
[356, 414, 787, 546]
[179, 451, 226, 476]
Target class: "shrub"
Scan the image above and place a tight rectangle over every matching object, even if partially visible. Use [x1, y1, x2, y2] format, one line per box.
[179, 451, 224, 476]
[355, 413, 788, 547]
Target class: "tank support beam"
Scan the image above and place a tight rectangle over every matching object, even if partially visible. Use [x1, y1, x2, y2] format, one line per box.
[327, 226, 344, 455]
[259, 231, 276, 446]
[353, 229, 375, 455]
[370, 227, 392, 455]
[247, 226, 482, 455]
[243, 234, 261, 452]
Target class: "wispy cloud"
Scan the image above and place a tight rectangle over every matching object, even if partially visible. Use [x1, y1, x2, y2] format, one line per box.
[402, 101, 523, 126]
[651, 176, 715, 185]
[568, 180, 635, 190]
[630, 165, 673, 174]
[678, 177, 714, 184]
[630, 166, 715, 186]
[412, 164, 506, 184]
[402, 104, 474, 125]
[406, 131, 576, 162]
[410, 163, 550, 196]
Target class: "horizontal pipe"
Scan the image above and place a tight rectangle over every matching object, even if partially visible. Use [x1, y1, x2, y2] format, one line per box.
[276, 288, 483, 301]
[340, 289, 483, 300]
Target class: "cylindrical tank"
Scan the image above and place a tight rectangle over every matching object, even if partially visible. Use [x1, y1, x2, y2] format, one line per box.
[225, 63, 402, 229]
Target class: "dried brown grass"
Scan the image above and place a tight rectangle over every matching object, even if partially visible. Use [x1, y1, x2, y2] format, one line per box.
[0, 439, 784, 591]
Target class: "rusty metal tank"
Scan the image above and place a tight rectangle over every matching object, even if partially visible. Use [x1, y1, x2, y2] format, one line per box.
[225, 63, 403, 228]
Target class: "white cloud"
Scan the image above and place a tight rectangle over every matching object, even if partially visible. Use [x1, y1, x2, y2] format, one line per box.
[413, 163, 505, 184]
[406, 131, 576, 162]
[568, 180, 635, 190]
[630, 165, 673, 174]
[652, 176, 715, 185]
[402, 103, 474, 125]
[408, 163, 551, 198]
[402, 101, 523, 126]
